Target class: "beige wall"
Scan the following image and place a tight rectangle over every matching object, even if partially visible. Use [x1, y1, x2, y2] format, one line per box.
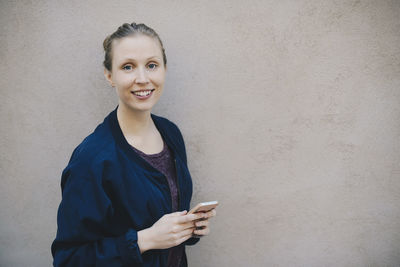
[1, 0, 400, 266]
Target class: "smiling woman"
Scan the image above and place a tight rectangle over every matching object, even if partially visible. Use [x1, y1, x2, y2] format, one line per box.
[51, 23, 217, 267]
[104, 35, 166, 114]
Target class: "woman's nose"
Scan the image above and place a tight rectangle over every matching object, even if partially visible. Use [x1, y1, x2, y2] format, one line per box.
[135, 67, 149, 84]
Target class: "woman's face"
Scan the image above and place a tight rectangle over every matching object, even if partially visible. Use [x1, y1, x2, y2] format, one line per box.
[104, 34, 166, 114]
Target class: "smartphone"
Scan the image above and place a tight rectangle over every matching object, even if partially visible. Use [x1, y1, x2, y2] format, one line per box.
[188, 201, 218, 214]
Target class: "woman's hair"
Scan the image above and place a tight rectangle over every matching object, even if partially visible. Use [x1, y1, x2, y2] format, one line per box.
[103, 22, 167, 71]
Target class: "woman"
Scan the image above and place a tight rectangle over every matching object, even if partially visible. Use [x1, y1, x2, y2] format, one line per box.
[51, 22, 216, 267]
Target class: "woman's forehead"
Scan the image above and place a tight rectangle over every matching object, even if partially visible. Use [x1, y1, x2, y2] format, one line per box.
[112, 35, 162, 61]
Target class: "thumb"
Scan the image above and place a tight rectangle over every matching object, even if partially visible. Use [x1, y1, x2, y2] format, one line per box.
[170, 210, 187, 216]
[180, 210, 188, 215]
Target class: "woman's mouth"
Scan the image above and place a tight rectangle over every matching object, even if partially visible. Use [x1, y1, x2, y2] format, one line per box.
[131, 89, 155, 99]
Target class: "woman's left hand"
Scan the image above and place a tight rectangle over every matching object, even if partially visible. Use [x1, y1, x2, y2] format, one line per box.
[193, 209, 217, 236]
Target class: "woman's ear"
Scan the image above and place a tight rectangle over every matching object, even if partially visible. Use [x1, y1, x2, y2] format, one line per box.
[104, 68, 114, 87]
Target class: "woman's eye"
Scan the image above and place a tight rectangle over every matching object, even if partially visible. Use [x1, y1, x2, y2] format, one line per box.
[123, 65, 132, 71]
[148, 63, 157, 70]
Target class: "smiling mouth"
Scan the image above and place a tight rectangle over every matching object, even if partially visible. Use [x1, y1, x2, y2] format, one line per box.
[131, 89, 155, 96]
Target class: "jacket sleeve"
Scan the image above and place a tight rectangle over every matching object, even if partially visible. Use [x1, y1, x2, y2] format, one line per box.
[51, 160, 144, 267]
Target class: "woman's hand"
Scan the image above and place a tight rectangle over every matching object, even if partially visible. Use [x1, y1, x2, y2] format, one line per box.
[138, 210, 205, 253]
[193, 209, 217, 236]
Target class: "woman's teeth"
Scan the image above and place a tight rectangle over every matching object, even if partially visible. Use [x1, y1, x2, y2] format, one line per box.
[133, 90, 153, 96]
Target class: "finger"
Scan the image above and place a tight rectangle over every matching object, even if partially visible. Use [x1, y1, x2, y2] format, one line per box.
[195, 220, 209, 228]
[164, 211, 184, 219]
[204, 209, 216, 219]
[211, 209, 217, 217]
[178, 227, 195, 239]
[171, 218, 196, 233]
[168, 211, 188, 221]
[175, 231, 194, 246]
[172, 222, 195, 234]
[180, 221, 196, 230]
[194, 227, 210, 236]
[171, 223, 195, 235]
[177, 213, 205, 223]
[171, 210, 187, 217]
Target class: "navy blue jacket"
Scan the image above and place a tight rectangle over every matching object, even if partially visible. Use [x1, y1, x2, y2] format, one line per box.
[51, 106, 199, 266]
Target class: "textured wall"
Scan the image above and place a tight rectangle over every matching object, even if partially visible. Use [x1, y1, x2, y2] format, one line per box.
[1, 0, 399, 266]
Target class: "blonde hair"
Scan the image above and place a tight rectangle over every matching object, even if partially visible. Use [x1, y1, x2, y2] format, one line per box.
[103, 22, 167, 71]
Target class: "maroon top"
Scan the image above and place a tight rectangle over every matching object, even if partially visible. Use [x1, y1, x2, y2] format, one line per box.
[131, 139, 184, 267]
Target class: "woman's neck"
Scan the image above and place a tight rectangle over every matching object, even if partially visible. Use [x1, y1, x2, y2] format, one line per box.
[116, 104, 154, 138]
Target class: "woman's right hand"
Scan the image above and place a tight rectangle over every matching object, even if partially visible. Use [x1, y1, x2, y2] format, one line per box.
[137, 210, 205, 253]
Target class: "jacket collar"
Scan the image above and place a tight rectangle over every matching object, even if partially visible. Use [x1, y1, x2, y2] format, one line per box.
[106, 105, 179, 172]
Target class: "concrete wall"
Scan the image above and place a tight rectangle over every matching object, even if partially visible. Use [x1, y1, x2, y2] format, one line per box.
[1, 0, 399, 266]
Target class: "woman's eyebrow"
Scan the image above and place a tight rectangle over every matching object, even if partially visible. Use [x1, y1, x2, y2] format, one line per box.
[121, 56, 161, 62]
